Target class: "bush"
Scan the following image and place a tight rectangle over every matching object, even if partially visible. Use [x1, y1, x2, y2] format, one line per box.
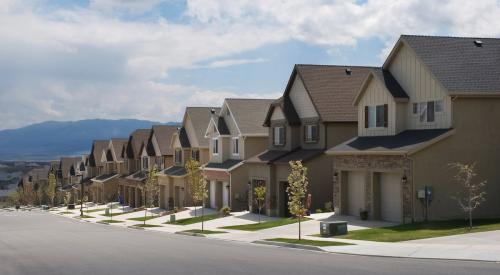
[324, 202, 333, 212]
[220, 206, 231, 216]
[315, 209, 322, 213]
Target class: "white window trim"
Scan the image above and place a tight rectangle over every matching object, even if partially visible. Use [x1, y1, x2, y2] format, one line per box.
[274, 126, 285, 146]
[232, 137, 239, 156]
[304, 124, 318, 143]
[212, 138, 219, 155]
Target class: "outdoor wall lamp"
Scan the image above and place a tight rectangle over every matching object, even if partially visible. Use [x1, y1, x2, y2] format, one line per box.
[333, 172, 338, 182]
[401, 175, 407, 184]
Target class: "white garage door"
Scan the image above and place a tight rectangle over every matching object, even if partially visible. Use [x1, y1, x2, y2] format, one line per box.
[380, 173, 402, 223]
[347, 171, 365, 217]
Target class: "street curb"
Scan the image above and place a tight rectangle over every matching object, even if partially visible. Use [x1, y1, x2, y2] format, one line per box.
[252, 240, 324, 252]
[97, 221, 110, 225]
[175, 231, 206, 237]
[128, 226, 145, 230]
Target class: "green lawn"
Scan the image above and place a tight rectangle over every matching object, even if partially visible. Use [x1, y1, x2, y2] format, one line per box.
[267, 238, 352, 247]
[133, 224, 163, 228]
[165, 214, 222, 225]
[127, 215, 160, 222]
[339, 219, 500, 242]
[220, 218, 310, 231]
[59, 211, 74, 214]
[182, 229, 227, 234]
[100, 220, 124, 223]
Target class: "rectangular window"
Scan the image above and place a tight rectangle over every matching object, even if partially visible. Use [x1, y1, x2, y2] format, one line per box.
[304, 124, 318, 143]
[366, 105, 387, 128]
[191, 149, 200, 161]
[212, 138, 219, 155]
[412, 103, 419, 115]
[142, 157, 148, 170]
[232, 138, 239, 155]
[273, 126, 285, 146]
[175, 149, 182, 164]
[156, 157, 163, 168]
[435, 100, 444, 112]
[418, 101, 436, 123]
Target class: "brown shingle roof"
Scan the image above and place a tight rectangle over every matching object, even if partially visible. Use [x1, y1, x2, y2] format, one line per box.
[126, 129, 151, 159]
[185, 107, 220, 147]
[225, 98, 274, 136]
[59, 157, 81, 177]
[291, 64, 374, 122]
[89, 140, 108, 167]
[150, 125, 178, 156]
[110, 138, 128, 161]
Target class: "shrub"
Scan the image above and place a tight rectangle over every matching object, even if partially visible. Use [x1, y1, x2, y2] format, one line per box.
[220, 206, 231, 216]
[324, 202, 333, 212]
[315, 209, 322, 213]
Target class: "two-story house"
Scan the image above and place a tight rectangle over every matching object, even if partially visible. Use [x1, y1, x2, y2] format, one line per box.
[145, 125, 178, 171]
[90, 138, 128, 203]
[118, 129, 151, 208]
[87, 140, 109, 203]
[245, 65, 372, 217]
[157, 107, 216, 210]
[203, 98, 273, 211]
[327, 35, 500, 223]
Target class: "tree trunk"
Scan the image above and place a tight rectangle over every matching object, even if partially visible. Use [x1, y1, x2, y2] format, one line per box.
[469, 209, 472, 231]
[144, 208, 147, 226]
[298, 216, 301, 240]
[258, 201, 261, 224]
[201, 204, 204, 232]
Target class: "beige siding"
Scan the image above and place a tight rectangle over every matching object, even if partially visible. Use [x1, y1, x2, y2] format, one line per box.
[229, 165, 249, 211]
[289, 75, 318, 119]
[388, 44, 452, 129]
[411, 98, 500, 221]
[325, 122, 358, 149]
[243, 136, 268, 159]
[358, 77, 397, 136]
[270, 106, 285, 121]
[395, 103, 407, 134]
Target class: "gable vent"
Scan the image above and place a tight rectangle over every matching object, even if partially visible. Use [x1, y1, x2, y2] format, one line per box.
[474, 40, 483, 47]
[345, 68, 352, 75]
[210, 108, 216, 114]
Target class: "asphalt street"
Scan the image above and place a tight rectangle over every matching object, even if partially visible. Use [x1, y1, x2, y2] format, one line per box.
[0, 211, 499, 275]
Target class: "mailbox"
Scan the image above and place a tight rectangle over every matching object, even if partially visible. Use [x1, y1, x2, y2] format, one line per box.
[320, 221, 348, 237]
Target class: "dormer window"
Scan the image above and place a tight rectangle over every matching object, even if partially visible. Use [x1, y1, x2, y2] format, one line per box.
[232, 137, 239, 155]
[175, 149, 182, 164]
[212, 138, 219, 155]
[304, 124, 318, 143]
[273, 126, 286, 146]
[365, 104, 387, 128]
[142, 156, 149, 171]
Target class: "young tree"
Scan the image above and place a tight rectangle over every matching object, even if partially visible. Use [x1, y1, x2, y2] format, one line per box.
[189, 166, 208, 232]
[449, 162, 487, 230]
[287, 160, 309, 240]
[185, 159, 204, 217]
[46, 171, 57, 207]
[254, 185, 266, 224]
[63, 192, 71, 207]
[9, 188, 22, 209]
[143, 165, 159, 225]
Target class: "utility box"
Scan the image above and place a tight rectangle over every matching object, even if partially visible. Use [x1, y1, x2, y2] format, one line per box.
[67, 204, 75, 210]
[320, 221, 348, 237]
[170, 214, 176, 223]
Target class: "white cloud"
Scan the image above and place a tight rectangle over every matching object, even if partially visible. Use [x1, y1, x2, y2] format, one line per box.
[2, 0, 500, 129]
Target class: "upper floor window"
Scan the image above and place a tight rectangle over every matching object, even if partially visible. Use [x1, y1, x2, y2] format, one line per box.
[142, 156, 149, 170]
[232, 138, 239, 155]
[365, 104, 387, 128]
[212, 138, 219, 155]
[413, 100, 441, 123]
[191, 149, 200, 161]
[156, 157, 163, 168]
[304, 124, 318, 143]
[175, 149, 182, 164]
[273, 126, 285, 146]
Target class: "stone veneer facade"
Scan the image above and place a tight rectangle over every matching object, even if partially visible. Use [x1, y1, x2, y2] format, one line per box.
[332, 155, 413, 224]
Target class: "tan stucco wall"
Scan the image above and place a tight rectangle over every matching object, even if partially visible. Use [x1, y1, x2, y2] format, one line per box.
[230, 165, 249, 211]
[411, 97, 500, 221]
[243, 136, 268, 159]
[325, 122, 358, 149]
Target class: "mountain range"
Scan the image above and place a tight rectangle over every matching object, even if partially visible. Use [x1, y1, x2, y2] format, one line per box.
[0, 119, 179, 161]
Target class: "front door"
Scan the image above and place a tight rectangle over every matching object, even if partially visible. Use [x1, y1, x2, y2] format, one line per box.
[281, 181, 291, 217]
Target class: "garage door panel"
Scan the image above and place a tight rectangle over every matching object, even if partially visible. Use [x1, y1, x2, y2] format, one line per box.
[347, 171, 365, 217]
[380, 173, 402, 223]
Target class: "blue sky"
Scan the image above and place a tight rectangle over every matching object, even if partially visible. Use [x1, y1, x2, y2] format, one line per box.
[1, 0, 500, 129]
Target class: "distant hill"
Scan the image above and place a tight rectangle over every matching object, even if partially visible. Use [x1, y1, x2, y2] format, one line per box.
[0, 119, 180, 161]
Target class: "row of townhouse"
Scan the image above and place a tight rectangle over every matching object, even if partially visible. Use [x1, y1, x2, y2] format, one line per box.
[59, 34, 500, 224]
